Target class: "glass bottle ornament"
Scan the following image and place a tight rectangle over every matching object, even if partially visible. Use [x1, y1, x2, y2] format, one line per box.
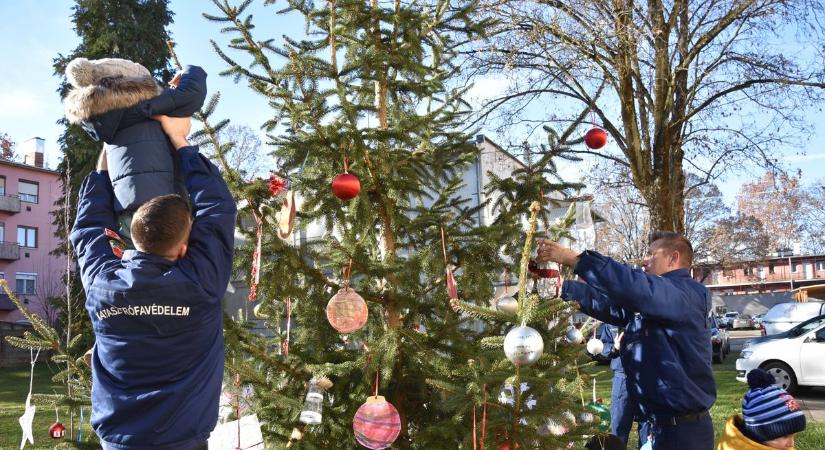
[299, 383, 324, 425]
[495, 294, 518, 314]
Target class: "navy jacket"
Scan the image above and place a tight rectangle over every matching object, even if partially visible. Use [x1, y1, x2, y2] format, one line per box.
[562, 251, 716, 419]
[78, 65, 207, 212]
[70, 146, 236, 450]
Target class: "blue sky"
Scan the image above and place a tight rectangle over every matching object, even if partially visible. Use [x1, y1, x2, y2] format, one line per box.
[1, 1, 823, 206]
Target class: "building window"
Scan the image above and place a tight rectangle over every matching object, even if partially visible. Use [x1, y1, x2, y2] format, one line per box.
[768, 263, 775, 274]
[792, 262, 800, 273]
[18, 180, 38, 203]
[16, 226, 36, 248]
[0, 222, 4, 242]
[0, 176, 5, 196]
[744, 266, 753, 276]
[15, 273, 36, 295]
[817, 261, 825, 271]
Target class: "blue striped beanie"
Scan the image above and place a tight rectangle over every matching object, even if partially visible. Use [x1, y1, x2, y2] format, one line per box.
[742, 369, 806, 442]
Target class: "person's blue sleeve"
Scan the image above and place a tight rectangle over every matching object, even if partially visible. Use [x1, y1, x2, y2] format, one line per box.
[573, 250, 695, 322]
[137, 65, 207, 117]
[562, 279, 632, 327]
[176, 146, 237, 299]
[69, 171, 120, 289]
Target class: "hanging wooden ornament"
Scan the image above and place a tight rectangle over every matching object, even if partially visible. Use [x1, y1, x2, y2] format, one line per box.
[440, 226, 458, 301]
[276, 190, 296, 240]
[332, 157, 361, 200]
[353, 396, 401, 449]
[326, 259, 368, 333]
[49, 421, 66, 439]
[248, 218, 263, 302]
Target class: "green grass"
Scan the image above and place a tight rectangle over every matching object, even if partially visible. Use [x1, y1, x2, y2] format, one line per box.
[0, 363, 98, 450]
[589, 359, 825, 449]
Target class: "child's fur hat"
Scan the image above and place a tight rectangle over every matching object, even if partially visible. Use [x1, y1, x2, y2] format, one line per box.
[66, 57, 152, 87]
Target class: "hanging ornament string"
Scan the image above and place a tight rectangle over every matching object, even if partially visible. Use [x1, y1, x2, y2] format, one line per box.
[55, 405, 59, 423]
[248, 217, 263, 302]
[590, 108, 596, 127]
[283, 296, 292, 357]
[472, 405, 477, 450]
[440, 226, 458, 300]
[235, 373, 242, 450]
[481, 385, 487, 450]
[503, 268, 509, 295]
[592, 378, 597, 403]
[343, 257, 353, 291]
[373, 370, 380, 397]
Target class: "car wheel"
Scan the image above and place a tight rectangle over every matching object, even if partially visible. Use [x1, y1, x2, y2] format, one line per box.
[761, 362, 798, 395]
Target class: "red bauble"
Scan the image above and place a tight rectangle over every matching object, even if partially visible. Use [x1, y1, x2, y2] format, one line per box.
[332, 173, 361, 200]
[498, 442, 519, 450]
[584, 127, 608, 149]
[353, 396, 401, 449]
[49, 422, 66, 439]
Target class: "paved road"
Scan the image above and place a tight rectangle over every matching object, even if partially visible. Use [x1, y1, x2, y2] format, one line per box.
[727, 330, 825, 422]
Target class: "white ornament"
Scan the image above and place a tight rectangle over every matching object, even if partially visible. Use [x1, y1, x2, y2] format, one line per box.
[495, 295, 518, 314]
[18, 394, 35, 450]
[538, 418, 567, 437]
[503, 326, 544, 366]
[565, 326, 584, 344]
[586, 338, 604, 355]
[561, 410, 577, 426]
[578, 411, 596, 424]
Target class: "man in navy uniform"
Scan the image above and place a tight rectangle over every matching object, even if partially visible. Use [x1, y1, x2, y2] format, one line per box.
[539, 231, 715, 450]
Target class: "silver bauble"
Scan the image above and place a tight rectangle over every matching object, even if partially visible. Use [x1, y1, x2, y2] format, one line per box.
[578, 411, 596, 424]
[565, 326, 584, 344]
[586, 338, 605, 355]
[503, 325, 544, 366]
[561, 410, 577, 426]
[537, 419, 567, 437]
[495, 295, 518, 314]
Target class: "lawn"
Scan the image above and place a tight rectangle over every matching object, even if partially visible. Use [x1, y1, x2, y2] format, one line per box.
[589, 358, 825, 449]
[0, 362, 97, 450]
[2, 359, 824, 449]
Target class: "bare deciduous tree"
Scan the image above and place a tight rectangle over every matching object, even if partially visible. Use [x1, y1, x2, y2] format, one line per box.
[736, 171, 805, 252]
[467, 0, 825, 233]
[201, 124, 270, 181]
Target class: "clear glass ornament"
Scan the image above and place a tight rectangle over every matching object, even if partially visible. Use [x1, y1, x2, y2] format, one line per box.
[299, 384, 324, 425]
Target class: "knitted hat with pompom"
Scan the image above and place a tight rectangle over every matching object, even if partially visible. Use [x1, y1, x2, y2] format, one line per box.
[742, 368, 806, 443]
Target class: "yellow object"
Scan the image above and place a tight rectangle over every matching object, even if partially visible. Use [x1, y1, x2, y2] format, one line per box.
[717, 415, 796, 450]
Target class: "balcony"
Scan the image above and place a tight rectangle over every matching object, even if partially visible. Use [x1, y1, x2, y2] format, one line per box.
[0, 242, 20, 260]
[0, 195, 20, 213]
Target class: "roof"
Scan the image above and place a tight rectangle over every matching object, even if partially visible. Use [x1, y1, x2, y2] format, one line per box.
[0, 158, 59, 175]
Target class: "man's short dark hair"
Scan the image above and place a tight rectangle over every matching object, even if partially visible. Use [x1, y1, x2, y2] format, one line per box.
[650, 230, 694, 267]
[131, 194, 192, 255]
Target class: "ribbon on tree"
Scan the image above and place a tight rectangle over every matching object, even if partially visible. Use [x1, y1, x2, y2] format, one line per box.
[440, 226, 458, 301]
[282, 296, 292, 357]
[248, 218, 263, 302]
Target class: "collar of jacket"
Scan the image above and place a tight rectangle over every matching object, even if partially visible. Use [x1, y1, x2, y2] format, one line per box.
[718, 415, 794, 450]
[121, 249, 176, 269]
[660, 268, 691, 278]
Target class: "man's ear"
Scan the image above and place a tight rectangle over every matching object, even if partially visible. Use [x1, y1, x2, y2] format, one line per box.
[670, 250, 681, 267]
[177, 243, 188, 260]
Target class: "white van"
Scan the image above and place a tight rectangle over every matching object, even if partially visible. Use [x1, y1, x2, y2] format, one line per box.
[761, 301, 825, 335]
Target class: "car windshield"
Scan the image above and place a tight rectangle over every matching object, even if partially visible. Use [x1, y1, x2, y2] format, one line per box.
[725, 313, 738, 317]
[788, 315, 825, 337]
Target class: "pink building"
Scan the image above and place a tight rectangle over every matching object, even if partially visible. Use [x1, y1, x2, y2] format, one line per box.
[0, 138, 64, 324]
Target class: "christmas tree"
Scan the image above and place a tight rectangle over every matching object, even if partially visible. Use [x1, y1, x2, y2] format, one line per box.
[203, 0, 604, 448]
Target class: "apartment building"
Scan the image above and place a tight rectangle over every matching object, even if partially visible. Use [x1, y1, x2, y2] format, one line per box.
[0, 138, 64, 324]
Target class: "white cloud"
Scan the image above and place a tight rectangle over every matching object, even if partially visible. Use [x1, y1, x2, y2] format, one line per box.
[466, 75, 511, 106]
[784, 152, 825, 162]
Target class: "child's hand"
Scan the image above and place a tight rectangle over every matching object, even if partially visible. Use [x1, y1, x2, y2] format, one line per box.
[152, 115, 191, 150]
[96, 147, 108, 172]
[168, 72, 182, 88]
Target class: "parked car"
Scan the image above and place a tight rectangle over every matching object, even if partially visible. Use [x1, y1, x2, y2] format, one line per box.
[710, 315, 730, 363]
[732, 314, 754, 329]
[752, 314, 765, 326]
[761, 301, 825, 335]
[720, 311, 739, 328]
[736, 314, 825, 394]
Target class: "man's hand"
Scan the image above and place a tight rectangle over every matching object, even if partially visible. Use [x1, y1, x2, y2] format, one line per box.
[168, 71, 182, 88]
[536, 239, 580, 267]
[152, 115, 191, 150]
[96, 147, 107, 172]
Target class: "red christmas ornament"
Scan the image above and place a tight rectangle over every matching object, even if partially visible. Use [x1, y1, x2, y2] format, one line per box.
[498, 442, 519, 450]
[584, 127, 608, 149]
[353, 396, 401, 449]
[326, 287, 368, 333]
[332, 158, 361, 200]
[268, 174, 289, 198]
[49, 422, 66, 439]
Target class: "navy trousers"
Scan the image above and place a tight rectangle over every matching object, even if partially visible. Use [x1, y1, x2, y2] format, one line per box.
[611, 371, 652, 449]
[650, 412, 714, 450]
